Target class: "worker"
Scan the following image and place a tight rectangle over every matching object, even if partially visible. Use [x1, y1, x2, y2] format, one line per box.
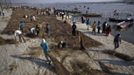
[14, 29, 25, 43]
[114, 34, 121, 49]
[72, 22, 77, 36]
[40, 38, 51, 65]
[92, 21, 97, 35]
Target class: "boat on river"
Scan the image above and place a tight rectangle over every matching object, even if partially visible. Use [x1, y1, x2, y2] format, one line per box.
[109, 17, 133, 22]
[116, 21, 133, 31]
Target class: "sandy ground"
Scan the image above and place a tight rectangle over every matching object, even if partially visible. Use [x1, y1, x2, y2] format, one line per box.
[0, 9, 104, 75]
[0, 9, 56, 75]
[0, 8, 134, 75]
[57, 16, 134, 75]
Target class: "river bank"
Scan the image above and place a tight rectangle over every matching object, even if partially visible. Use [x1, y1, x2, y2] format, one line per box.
[0, 7, 105, 75]
[0, 6, 134, 75]
[27, 2, 134, 44]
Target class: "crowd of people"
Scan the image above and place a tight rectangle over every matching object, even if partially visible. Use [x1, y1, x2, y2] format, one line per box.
[12, 7, 57, 65]
[56, 10, 122, 50]
[12, 8, 122, 65]
[80, 17, 112, 36]
[70, 15, 121, 49]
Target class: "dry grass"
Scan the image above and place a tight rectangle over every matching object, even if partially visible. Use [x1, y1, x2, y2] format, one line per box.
[48, 53, 71, 75]
[22, 47, 43, 57]
[102, 50, 134, 61]
[9, 62, 17, 72]
[0, 7, 106, 75]
[2, 7, 102, 49]
[2, 7, 46, 35]
[42, 15, 102, 49]
[70, 60, 109, 75]
[0, 37, 16, 45]
[61, 54, 70, 64]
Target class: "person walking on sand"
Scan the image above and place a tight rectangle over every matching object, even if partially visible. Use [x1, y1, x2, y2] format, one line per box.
[40, 38, 51, 65]
[102, 21, 107, 34]
[114, 34, 121, 49]
[92, 21, 96, 35]
[97, 21, 101, 34]
[86, 18, 90, 30]
[72, 22, 77, 36]
[30, 15, 33, 21]
[81, 16, 85, 23]
[106, 25, 111, 36]
[14, 29, 25, 43]
[19, 20, 26, 32]
[35, 25, 40, 36]
[61, 12, 65, 20]
[45, 23, 51, 36]
[0, 11, 4, 16]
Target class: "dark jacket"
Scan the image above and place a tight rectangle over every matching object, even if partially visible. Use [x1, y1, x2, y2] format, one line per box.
[72, 24, 77, 30]
[114, 34, 121, 43]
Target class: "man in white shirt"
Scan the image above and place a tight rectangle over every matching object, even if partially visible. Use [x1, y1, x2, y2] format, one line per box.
[14, 30, 25, 43]
[32, 16, 36, 21]
[30, 27, 37, 35]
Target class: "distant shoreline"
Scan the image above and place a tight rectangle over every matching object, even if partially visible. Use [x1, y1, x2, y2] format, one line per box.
[10, 2, 134, 9]
[11, 2, 134, 6]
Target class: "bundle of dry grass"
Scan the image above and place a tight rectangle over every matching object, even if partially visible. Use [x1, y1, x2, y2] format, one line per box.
[22, 47, 43, 57]
[0, 37, 16, 45]
[2, 7, 102, 49]
[103, 50, 134, 61]
[70, 61, 109, 75]
[2, 7, 45, 35]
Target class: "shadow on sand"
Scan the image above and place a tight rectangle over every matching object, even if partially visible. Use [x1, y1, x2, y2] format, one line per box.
[11, 55, 56, 73]
[102, 50, 134, 61]
[98, 61, 133, 75]
[82, 30, 107, 36]
[111, 72, 132, 75]
[99, 59, 134, 67]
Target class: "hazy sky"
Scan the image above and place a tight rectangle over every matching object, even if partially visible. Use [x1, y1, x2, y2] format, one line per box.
[11, 0, 122, 3]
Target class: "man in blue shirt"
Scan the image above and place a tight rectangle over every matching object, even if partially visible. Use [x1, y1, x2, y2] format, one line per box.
[40, 39, 51, 65]
[86, 18, 90, 30]
[19, 20, 26, 32]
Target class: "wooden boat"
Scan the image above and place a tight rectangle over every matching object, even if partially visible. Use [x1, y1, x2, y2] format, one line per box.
[109, 17, 133, 22]
[116, 21, 133, 30]
[82, 13, 102, 17]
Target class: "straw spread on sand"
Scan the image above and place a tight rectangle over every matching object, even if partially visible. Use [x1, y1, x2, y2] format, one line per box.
[0, 7, 134, 75]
